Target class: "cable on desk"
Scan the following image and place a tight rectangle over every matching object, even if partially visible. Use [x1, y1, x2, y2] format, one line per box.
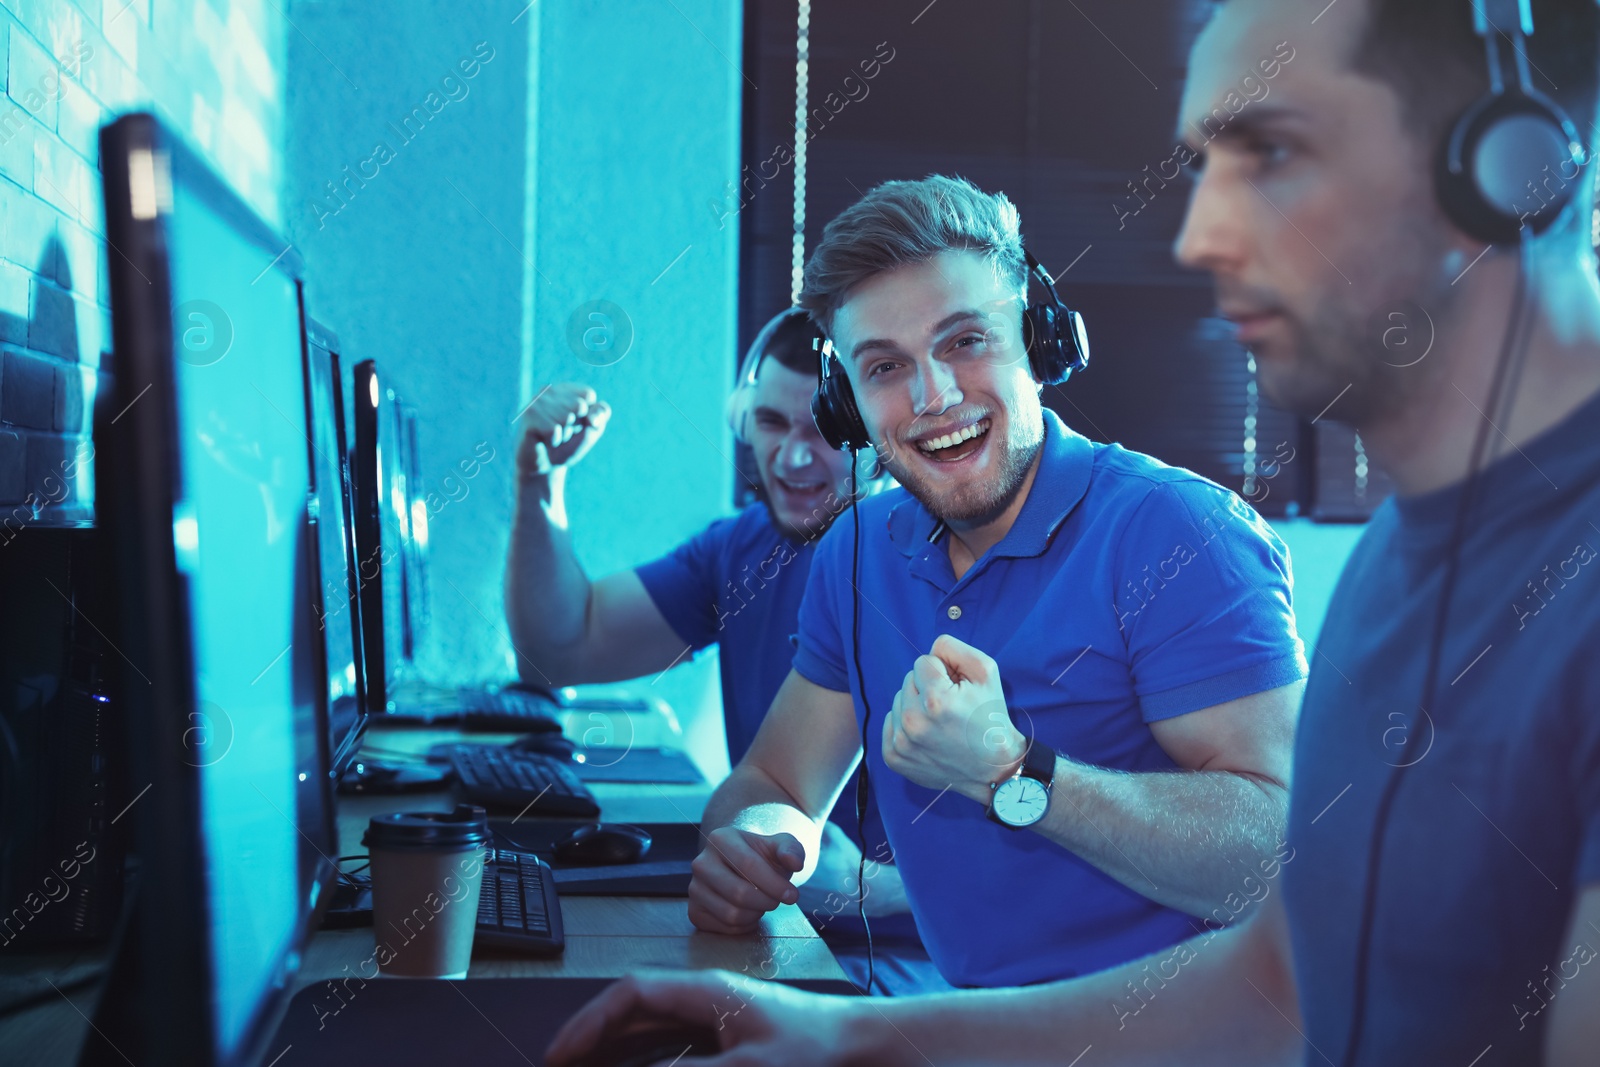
[336, 854, 371, 888]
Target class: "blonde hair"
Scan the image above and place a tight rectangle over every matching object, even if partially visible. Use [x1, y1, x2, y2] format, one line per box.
[799, 175, 1027, 337]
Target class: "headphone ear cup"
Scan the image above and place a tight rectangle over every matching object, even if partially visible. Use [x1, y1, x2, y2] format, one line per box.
[725, 382, 753, 444]
[1022, 303, 1072, 386]
[1437, 90, 1584, 245]
[810, 356, 871, 452]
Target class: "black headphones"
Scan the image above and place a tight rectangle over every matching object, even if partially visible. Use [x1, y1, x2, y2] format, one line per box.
[809, 249, 1090, 453]
[1435, 0, 1588, 244]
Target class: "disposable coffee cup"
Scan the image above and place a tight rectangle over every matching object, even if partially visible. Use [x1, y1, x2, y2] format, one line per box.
[363, 804, 490, 979]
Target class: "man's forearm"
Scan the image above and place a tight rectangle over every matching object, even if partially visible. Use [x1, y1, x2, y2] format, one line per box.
[1018, 759, 1289, 918]
[845, 907, 1301, 1067]
[701, 764, 826, 883]
[505, 470, 592, 680]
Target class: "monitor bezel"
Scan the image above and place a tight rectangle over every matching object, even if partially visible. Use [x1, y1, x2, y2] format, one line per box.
[90, 111, 338, 1067]
[351, 358, 392, 712]
[302, 313, 369, 776]
[397, 401, 429, 665]
[351, 358, 420, 715]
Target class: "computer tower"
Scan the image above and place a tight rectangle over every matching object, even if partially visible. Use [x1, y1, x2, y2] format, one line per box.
[0, 527, 127, 948]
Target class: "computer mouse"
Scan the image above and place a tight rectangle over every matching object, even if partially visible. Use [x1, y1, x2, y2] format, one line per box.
[554, 823, 652, 866]
[509, 732, 577, 759]
[570, 1022, 719, 1067]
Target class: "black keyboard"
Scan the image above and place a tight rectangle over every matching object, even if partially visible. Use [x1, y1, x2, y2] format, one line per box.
[441, 744, 601, 817]
[476, 848, 564, 956]
[457, 688, 565, 733]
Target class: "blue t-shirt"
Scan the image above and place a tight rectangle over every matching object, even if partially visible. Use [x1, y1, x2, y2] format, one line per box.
[636, 503, 816, 768]
[793, 410, 1308, 987]
[1284, 385, 1600, 1062]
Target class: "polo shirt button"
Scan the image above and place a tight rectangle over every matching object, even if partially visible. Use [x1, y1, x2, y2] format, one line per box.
[947, 605, 962, 620]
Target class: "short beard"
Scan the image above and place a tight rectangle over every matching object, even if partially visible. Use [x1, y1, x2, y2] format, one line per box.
[885, 418, 1044, 529]
[1258, 217, 1460, 428]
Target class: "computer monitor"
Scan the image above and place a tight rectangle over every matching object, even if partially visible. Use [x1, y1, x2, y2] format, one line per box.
[350, 359, 413, 713]
[398, 401, 431, 663]
[303, 316, 368, 775]
[87, 113, 337, 1066]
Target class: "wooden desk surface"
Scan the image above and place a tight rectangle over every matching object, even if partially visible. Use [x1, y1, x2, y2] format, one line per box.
[305, 724, 843, 986]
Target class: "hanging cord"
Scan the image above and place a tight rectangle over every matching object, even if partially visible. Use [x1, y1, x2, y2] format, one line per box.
[1339, 237, 1534, 1065]
[848, 453, 875, 995]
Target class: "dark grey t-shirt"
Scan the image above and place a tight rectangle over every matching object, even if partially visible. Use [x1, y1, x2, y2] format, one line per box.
[1284, 386, 1600, 1064]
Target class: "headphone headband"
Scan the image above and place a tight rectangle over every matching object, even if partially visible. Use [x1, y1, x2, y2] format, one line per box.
[1435, 0, 1587, 244]
[727, 307, 821, 444]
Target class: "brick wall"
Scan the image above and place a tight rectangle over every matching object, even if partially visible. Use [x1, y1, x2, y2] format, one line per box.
[0, 0, 285, 531]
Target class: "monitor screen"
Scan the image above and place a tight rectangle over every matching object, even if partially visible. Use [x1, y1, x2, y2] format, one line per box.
[304, 319, 366, 775]
[93, 114, 336, 1067]
[351, 359, 413, 711]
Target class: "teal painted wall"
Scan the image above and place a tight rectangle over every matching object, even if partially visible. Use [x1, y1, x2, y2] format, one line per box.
[1270, 518, 1366, 655]
[285, 0, 742, 772]
[527, 0, 742, 773]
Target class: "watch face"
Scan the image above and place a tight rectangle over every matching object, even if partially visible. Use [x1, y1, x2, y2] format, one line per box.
[992, 775, 1049, 827]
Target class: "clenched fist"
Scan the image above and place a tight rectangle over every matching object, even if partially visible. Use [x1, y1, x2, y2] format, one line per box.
[515, 383, 612, 480]
[688, 827, 804, 935]
[884, 634, 1026, 804]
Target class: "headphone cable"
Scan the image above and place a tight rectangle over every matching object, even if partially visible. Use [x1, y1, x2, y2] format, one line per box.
[848, 453, 876, 995]
[1338, 236, 1533, 1065]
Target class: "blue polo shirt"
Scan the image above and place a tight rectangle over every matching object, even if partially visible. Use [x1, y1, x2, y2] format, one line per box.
[793, 409, 1307, 987]
[1283, 384, 1600, 1062]
[633, 504, 901, 854]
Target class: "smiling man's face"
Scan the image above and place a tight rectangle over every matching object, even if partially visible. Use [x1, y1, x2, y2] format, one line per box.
[830, 249, 1045, 527]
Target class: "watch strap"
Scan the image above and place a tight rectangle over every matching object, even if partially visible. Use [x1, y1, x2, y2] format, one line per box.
[1019, 736, 1055, 788]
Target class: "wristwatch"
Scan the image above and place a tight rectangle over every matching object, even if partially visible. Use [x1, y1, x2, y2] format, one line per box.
[987, 737, 1056, 830]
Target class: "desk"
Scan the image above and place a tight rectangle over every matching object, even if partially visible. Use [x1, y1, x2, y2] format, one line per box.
[0, 724, 842, 1065]
[298, 725, 843, 989]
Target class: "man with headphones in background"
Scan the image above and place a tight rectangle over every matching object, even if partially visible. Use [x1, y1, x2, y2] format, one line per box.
[547, 0, 1600, 1062]
[675, 170, 1308, 992]
[504, 308, 947, 996]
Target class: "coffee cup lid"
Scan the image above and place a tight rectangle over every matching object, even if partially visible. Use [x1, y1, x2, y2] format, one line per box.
[363, 804, 490, 852]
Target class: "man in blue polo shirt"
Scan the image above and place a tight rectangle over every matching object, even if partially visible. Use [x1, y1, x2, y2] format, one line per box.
[504, 308, 944, 994]
[684, 174, 1307, 988]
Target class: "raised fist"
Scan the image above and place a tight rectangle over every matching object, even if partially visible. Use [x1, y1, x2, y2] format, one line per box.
[515, 383, 612, 478]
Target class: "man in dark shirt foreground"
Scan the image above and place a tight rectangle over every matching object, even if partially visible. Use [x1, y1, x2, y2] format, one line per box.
[547, 0, 1600, 1062]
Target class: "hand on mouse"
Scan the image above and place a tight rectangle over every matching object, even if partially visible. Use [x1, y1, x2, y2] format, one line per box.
[544, 969, 862, 1067]
[687, 828, 804, 935]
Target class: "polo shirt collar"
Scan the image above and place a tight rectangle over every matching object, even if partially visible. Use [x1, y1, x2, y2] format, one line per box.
[887, 408, 1094, 560]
